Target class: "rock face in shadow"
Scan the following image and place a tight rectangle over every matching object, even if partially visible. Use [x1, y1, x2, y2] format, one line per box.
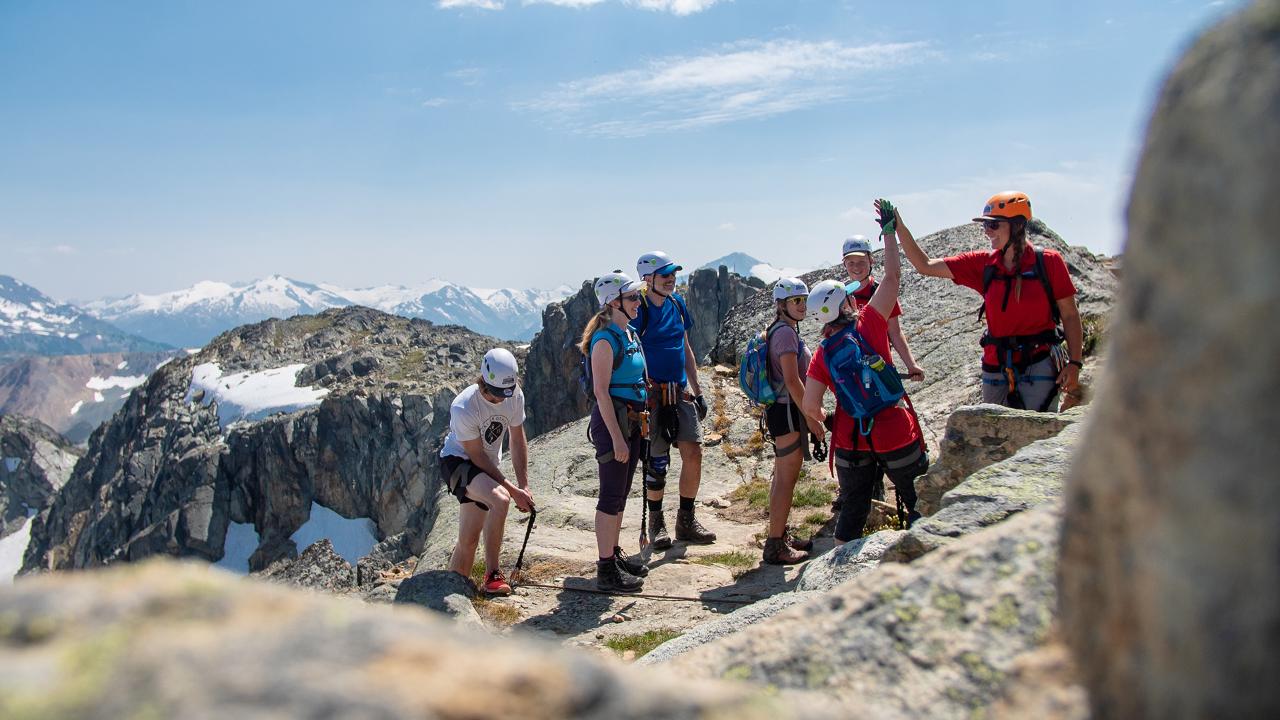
[523, 269, 757, 438]
[21, 307, 513, 575]
[0, 415, 81, 540]
[0, 560, 823, 719]
[709, 221, 1116, 453]
[1059, 3, 1280, 718]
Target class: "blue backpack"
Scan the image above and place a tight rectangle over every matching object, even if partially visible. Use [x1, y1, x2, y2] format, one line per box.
[821, 325, 905, 436]
[739, 322, 788, 407]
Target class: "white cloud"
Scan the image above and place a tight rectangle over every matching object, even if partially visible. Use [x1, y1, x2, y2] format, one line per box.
[438, 0, 503, 10]
[421, 97, 453, 108]
[448, 67, 486, 86]
[717, 222, 736, 231]
[518, 39, 931, 137]
[627, 0, 725, 15]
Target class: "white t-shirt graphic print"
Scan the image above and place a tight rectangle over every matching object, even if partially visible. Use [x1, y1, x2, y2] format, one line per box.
[440, 384, 525, 467]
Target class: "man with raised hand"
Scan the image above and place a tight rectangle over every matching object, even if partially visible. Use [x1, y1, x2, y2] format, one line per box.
[633, 251, 716, 549]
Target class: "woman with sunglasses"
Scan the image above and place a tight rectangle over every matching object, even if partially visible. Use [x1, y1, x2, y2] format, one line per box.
[580, 271, 650, 592]
[890, 192, 1084, 411]
[761, 278, 827, 564]
[802, 205, 926, 542]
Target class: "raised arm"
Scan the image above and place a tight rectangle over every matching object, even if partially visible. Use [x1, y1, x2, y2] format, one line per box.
[867, 204, 902, 321]
[890, 205, 954, 279]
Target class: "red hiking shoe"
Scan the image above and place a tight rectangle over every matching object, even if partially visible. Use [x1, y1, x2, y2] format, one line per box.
[482, 569, 512, 596]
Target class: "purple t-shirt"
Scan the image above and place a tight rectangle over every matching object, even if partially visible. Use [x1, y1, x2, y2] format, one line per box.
[766, 323, 810, 404]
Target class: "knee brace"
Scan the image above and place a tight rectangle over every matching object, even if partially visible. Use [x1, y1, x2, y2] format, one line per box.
[644, 454, 669, 491]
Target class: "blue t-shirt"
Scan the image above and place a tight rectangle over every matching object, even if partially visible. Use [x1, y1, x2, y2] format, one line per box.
[591, 326, 647, 403]
[631, 294, 693, 385]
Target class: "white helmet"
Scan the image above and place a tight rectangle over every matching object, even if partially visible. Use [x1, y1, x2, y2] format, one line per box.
[842, 235, 873, 257]
[807, 279, 861, 324]
[772, 277, 809, 302]
[636, 251, 682, 279]
[480, 348, 519, 397]
[594, 271, 644, 307]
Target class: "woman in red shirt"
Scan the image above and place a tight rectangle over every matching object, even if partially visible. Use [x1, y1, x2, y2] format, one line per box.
[802, 202, 927, 543]
[893, 192, 1084, 410]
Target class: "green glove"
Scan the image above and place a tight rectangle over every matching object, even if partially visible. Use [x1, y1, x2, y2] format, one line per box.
[877, 199, 896, 235]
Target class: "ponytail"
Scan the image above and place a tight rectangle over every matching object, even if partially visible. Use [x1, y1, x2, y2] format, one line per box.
[1009, 218, 1029, 301]
[578, 307, 613, 357]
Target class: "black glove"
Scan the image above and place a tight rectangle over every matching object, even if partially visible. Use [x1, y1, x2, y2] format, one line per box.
[692, 395, 708, 422]
[659, 404, 680, 444]
[810, 435, 827, 462]
[823, 412, 836, 432]
[877, 198, 897, 235]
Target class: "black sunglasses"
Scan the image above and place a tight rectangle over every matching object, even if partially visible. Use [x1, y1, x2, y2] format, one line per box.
[982, 219, 1007, 230]
[619, 293, 641, 303]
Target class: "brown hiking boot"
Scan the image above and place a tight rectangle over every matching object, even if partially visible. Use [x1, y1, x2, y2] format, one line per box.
[648, 510, 673, 551]
[784, 525, 813, 552]
[763, 537, 809, 565]
[675, 507, 716, 544]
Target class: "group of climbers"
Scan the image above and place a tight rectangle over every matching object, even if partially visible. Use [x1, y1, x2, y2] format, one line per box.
[748, 193, 1082, 565]
[438, 190, 1086, 594]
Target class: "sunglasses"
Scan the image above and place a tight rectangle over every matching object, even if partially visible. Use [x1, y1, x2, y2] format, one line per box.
[655, 271, 677, 279]
[982, 219, 1006, 231]
[620, 293, 641, 303]
[786, 297, 806, 305]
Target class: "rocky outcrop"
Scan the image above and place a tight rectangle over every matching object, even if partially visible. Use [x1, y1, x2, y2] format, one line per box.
[671, 504, 1064, 718]
[0, 351, 179, 444]
[21, 307, 514, 575]
[524, 270, 758, 437]
[710, 221, 1116, 452]
[0, 560, 823, 719]
[0, 414, 81, 540]
[684, 266, 757, 363]
[395, 569, 484, 630]
[886, 421, 1082, 563]
[258, 539, 355, 592]
[1060, 3, 1280, 717]
[916, 405, 1081, 516]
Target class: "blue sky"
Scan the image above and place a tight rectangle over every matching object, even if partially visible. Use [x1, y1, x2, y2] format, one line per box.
[1, 0, 1242, 300]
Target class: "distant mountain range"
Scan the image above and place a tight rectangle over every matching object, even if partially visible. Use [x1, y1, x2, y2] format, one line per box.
[0, 276, 170, 364]
[696, 253, 809, 285]
[84, 276, 574, 347]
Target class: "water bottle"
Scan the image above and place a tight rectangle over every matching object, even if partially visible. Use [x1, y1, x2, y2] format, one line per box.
[866, 354, 886, 372]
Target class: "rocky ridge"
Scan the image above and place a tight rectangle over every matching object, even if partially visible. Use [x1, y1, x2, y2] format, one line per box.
[20, 306, 517, 575]
[0, 415, 81, 542]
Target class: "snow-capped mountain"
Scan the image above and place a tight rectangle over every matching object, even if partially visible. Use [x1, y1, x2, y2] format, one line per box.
[697, 253, 810, 285]
[0, 276, 169, 363]
[88, 276, 575, 347]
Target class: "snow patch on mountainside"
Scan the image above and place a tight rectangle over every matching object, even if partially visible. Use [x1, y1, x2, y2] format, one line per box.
[185, 363, 328, 430]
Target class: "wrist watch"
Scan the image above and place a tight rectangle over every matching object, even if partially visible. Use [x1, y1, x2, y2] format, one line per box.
[1067, 360, 1084, 369]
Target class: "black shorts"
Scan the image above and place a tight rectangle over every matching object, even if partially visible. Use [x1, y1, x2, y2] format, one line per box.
[440, 454, 490, 510]
[765, 401, 804, 440]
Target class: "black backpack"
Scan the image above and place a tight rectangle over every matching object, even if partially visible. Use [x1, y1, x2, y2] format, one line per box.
[978, 248, 1061, 325]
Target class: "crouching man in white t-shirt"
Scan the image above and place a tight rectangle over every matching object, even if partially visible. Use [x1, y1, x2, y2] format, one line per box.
[440, 348, 535, 596]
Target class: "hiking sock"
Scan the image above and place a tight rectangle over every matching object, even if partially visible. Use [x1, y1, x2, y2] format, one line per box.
[679, 496, 695, 512]
[646, 498, 663, 513]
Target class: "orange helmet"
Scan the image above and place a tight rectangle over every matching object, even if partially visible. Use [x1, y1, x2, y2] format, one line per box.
[973, 191, 1032, 222]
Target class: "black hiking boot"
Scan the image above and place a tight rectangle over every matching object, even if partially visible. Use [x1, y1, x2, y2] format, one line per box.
[784, 525, 813, 552]
[648, 511, 673, 551]
[614, 546, 649, 577]
[675, 507, 717, 544]
[596, 558, 644, 593]
[763, 537, 809, 565]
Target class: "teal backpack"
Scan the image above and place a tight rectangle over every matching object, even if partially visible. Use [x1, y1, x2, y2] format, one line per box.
[739, 322, 789, 407]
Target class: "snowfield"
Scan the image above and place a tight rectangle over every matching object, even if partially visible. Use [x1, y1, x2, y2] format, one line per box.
[185, 362, 329, 429]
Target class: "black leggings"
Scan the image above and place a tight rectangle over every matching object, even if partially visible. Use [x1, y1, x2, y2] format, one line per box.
[833, 439, 928, 542]
[589, 403, 643, 515]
